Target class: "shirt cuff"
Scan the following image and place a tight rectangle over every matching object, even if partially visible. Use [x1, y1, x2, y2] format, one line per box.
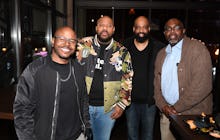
[117, 102, 126, 110]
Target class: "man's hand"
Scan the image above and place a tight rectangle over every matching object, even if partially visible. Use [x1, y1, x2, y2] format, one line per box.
[111, 105, 124, 119]
[162, 105, 177, 117]
[191, 37, 205, 45]
[76, 47, 83, 62]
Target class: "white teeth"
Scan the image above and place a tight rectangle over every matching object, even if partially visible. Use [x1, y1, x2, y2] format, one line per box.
[61, 48, 70, 52]
[170, 34, 175, 37]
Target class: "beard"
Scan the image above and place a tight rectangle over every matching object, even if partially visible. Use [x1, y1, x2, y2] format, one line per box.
[134, 32, 150, 43]
[97, 33, 113, 43]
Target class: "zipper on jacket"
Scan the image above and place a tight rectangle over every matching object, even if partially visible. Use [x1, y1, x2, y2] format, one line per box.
[72, 66, 86, 132]
[50, 72, 61, 140]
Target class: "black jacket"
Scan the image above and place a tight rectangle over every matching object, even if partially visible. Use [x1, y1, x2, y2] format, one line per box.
[13, 55, 90, 140]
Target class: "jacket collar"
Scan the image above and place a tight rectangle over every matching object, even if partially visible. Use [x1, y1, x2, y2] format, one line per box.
[94, 34, 114, 50]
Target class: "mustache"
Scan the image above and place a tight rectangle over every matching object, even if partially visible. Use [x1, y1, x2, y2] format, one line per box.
[100, 30, 108, 34]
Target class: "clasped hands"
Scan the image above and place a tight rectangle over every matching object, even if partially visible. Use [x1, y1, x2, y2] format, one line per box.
[162, 105, 178, 117]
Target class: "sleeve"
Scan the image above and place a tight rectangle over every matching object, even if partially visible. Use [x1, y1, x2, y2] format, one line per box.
[117, 49, 133, 110]
[82, 80, 91, 129]
[76, 36, 97, 64]
[13, 66, 37, 140]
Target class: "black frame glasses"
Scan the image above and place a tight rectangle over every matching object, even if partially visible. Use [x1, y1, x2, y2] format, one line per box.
[54, 36, 78, 44]
[164, 26, 183, 32]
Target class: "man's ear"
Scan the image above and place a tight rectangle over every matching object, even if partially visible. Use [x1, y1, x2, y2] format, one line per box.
[51, 38, 55, 47]
[133, 26, 135, 32]
[163, 31, 166, 35]
[95, 26, 98, 33]
[183, 28, 186, 34]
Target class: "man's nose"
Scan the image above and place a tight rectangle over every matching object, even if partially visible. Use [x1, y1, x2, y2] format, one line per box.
[65, 40, 71, 45]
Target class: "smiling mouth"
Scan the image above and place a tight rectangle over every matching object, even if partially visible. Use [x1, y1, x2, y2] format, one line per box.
[169, 34, 176, 39]
[138, 33, 145, 37]
[101, 31, 108, 35]
[61, 47, 70, 52]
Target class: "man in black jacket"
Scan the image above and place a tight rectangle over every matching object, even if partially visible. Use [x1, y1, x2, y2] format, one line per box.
[13, 26, 91, 140]
[123, 16, 165, 140]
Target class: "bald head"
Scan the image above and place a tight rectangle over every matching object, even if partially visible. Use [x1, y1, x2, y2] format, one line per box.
[133, 16, 150, 43]
[164, 18, 186, 46]
[97, 16, 114, 26]
[54, 26, 76, 39]
[96, 16, 115, 44]
[134, 16, 150, 27]
[164, 18, 184, 29]
[51, 26, 77, 64]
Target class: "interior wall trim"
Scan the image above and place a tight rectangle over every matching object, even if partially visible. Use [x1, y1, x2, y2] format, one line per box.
[76, 1, 220, 10]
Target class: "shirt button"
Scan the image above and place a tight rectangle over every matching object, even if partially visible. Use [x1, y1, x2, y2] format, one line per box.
[104, 74, 107, 77]
[181, 88, 184, 91]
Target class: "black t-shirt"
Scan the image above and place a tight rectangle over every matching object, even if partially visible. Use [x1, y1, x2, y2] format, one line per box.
[124, 38, 152, 104]
[89, 44, 107, 106]
[51, 61, 82, 139]
[124, 37, 164, 105]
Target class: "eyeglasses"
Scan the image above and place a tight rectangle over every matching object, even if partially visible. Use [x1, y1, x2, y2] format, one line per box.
[54, 36, 77, 45]
[164, 26, 183, 32]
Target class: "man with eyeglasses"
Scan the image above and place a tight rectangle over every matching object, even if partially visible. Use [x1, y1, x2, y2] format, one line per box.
[123, 16, 165, 140]
[77, 16, 133, 140]
[154, 18, 213, 140]
[14, 26, 91, 140]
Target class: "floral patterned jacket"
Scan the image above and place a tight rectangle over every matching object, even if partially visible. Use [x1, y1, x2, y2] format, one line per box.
[77, 35, 133, 112]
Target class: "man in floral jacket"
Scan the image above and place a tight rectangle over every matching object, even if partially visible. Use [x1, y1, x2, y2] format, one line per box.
[77, 16, 133, 140]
